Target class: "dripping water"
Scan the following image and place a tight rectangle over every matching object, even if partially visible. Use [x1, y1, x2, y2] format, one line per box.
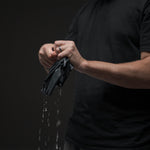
[55, 87, 62, 150]
[38, 95, 50, 150]
[38, 86, 62, 150]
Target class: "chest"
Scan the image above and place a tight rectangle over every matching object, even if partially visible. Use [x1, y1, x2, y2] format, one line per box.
[77, 0, 143, 43]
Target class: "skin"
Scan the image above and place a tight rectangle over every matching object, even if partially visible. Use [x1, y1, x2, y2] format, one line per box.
[38, 40, 150, 89]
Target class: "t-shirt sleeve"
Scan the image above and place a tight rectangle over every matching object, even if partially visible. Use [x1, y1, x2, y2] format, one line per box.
[140, 0, 150, 52]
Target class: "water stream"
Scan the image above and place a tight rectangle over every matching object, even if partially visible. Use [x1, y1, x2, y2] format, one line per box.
[38, 86, 62, 150]
[55, 87, 62, 150]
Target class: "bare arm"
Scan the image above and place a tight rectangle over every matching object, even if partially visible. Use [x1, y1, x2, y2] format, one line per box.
[41, 41, 150, 89]
[78, 52, 150, 89]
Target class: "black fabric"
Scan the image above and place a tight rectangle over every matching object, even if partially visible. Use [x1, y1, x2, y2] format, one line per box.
[64, 0, 150, 149]
[41, 57, 73, 96]
[63, 140, 82, 150]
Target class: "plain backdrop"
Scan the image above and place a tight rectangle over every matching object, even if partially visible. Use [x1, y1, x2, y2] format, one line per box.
[0, 0, 86, 149]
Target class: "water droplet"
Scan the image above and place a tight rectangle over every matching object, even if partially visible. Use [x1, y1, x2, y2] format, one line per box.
[56, 120, 61, 127]
[56, 144, 59, 150]
[38, 136, 41, 141]
[57, 110, 60, 114]
[38, 128, 41, 135]
[56, 132, 59, 141]
[37, 146, 40, 150]
[42, 113, 44, 118]
[44, 107, 48, 112]
[44, 141, 47, 147]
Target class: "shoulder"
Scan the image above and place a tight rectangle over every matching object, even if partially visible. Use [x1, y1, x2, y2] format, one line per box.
[141, 0, 150, 11]
[140, 0, 150, 21]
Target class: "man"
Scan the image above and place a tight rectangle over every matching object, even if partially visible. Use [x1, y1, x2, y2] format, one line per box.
[38, 0, 150, 149]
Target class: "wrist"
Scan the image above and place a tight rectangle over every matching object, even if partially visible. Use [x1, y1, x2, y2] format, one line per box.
[76, 58, 88, 73]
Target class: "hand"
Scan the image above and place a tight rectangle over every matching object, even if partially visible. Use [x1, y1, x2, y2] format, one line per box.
[54, 40, 86, 72]
[38, 43, 58, 73]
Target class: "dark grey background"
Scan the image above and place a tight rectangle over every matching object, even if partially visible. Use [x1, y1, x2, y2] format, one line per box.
[0, 0, 86, 149]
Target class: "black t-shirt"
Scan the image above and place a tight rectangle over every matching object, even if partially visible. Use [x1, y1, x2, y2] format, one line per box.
[65, 0, 150, 149]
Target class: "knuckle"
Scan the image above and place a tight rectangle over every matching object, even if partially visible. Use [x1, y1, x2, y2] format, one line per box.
[70, 41, 74, 45]
[39, 50, 44, 56]
[69, 41, 75, 48]
[54, 41, 58, 44]
[49, 43, 54, 47]
[41, 44, 47, 49]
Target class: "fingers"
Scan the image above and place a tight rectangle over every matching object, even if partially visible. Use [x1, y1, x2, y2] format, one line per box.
[39, 41, 75, 69]
[39, 57, 52, 68]
[57, 48, 73, 60]
[54, 40, 74, 47]
[44, 48, 57, 62]
[55, 45, 68, 54]
[54, 41, 75, 60]
[38, 43, 58, 68]
[54, 40, 66, 46]
[40, 53, 55, 65]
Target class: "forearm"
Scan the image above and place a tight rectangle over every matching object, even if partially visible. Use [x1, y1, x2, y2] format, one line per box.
[78, 57, 150, 89]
